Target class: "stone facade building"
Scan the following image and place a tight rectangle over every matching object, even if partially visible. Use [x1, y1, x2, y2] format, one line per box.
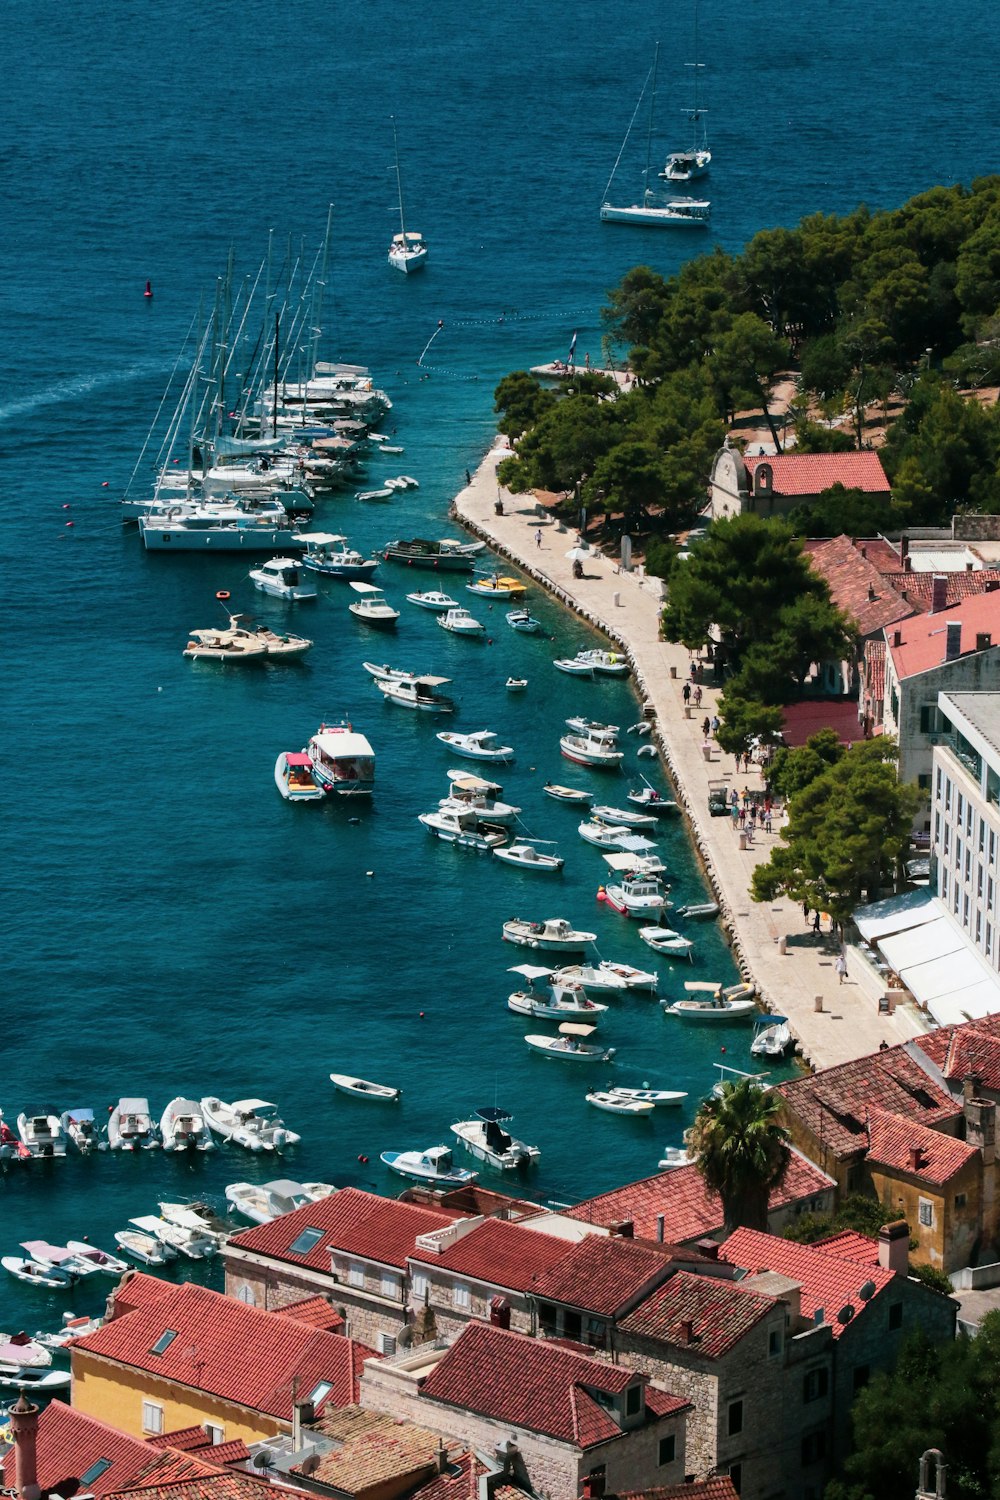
[707, 445, 891, 522]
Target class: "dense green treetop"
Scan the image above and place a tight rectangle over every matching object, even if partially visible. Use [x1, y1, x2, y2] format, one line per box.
[689, 1078, 791, 1237]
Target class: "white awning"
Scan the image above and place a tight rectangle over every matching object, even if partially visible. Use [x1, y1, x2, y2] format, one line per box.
[854, 890, 939, 943]
[879, 917, 964, 973]
[857, 892, 1000, 1026]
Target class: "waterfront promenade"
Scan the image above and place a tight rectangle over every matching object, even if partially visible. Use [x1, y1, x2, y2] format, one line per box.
[453, 441, 931, 1072]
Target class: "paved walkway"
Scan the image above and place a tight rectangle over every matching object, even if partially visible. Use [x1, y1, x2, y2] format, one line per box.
[452, 440, 931, 1072]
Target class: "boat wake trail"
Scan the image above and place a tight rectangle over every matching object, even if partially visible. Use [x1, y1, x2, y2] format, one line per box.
[0, 359, 173, 427]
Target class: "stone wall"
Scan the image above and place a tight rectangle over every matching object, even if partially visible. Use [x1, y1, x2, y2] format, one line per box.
[414, 1265, 535, 1337]
[954, 514, 1000, 541]
[223, 1253, 408, 1350]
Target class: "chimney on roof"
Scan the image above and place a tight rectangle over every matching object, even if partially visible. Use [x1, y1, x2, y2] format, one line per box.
[964, 1097, 996, 1167]
[892, 628, 903, 648]
[986, 579, 1000, 593]
[900, 535, 910, 560]
[610, 1219, 634, 1239]
[904, 556, 913, 573]
[963, 1073, 983, 1103]
[868, 584, 877, 602]
[292, 1400, 315, 1448]
[931, 575, 948, 614]
[860, 545, 867, 559]
[976, 632, 992, 653]
[878, 1220, 910, 1275]
[679, 1318, 695, 1345]
[908, 1145, 923, 1173]
[945, 621, 962, 661]
[9, 1394, 40, 1500]
[694, 1238, 720, 1260]
[435, 1441, 450, 1476]
[656, 1214, 665, 1243]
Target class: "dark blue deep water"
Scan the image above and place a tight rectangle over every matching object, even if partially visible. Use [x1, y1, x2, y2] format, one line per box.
[2, 0, 999, 1333]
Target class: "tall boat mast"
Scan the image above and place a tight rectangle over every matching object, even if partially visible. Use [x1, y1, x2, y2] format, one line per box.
[643, 42, 660, 202]
[392, 116, 407, 240]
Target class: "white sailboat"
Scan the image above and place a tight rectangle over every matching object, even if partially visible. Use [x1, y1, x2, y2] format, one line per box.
[600, 44, 710, 228]
[388, 116, 427, 273]
[660, 5, 711, 182]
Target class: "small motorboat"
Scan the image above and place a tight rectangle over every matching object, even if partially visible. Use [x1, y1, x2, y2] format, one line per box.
[445, 773, 520, 821]
[544, 783, 592, 805]
[467, 574, 526, 599]
[1, 1257, 74, 1290]
[380, 1145, 478, 1187]
[160, 1098, 215, 1152]
[225, 1179, 337, 1225]
[599, 875, 670, 919]
[502, 917, 596, 952]
[184, 630, 268, 662]
[249, 557, 318, 601]
[0, 1335, 51, 1369]
[627, 787, 679, 814]
[608, 1086, 687, 1107]
[107, 1098, 160, 1151]
[446, 768, 506, 795]
[675, 901, 721, 920]
[419, 807, 508, 851]
[0, 1114, 29, 1162]
[439, 793, 520, 826]
[157, 1202, 231, 1244]
[362, 660, 415, 681]
[586, 1091, 654, 1116]
[639, 926, 694, 958]
[555, 959, 659, 994]
[506, 677, 528, 692]
[566, 715, 620, 736]
[129, 1214, 216, 1260]
[658, 1146, 693, 1169]
[356, 488, 394, 502]
[406, 591, 460, 612]
[60, 1108, 105, 1153]
[64, 1241, 130, 1276]
[553, 657, 595, 677]
[560, 722, 624, 768]
[0, 1368, 71, 1392]
[330, 1073, 400, 1101]
[751, 1014, 795, 1059]
[638, 744, 658, 759]
[201, 1096, 300, 1151]
[507, 965, 608, 1019]
[592, 804, 659, 829]
[301, 533, 379, 580]
[275, 751, 325, 801]
[451, 1106, 540, 1172]
[663, 981, 757, 1021]
[525, 1023, 615, 1063]
[376, 674, 455, 712]
[348, 582, 399, 627]
[506, 610, 542, 633]
[494, 842, 564, 873]
[436, 730, 514, 762]
[113, 1229, 176, 1266]
[389, 474, 420, 490]
[575, 649, 630, 677]
[437, 607, 485, 636]
[579, 821, 656, 853]
[251, 626, 313, 659]
[602, 849, 668, 879]
[33, 1314, 104, 1350]
[22, 1241, 100, 1278]
[16, 1113, 66, 1159]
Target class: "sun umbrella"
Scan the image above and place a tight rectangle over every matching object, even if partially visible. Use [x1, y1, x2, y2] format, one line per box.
[564, 546, 592, 562]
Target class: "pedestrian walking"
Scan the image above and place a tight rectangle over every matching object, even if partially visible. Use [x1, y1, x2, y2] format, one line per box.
[731, 803, 739, 827]
[702, 717, 711, 738]
[835, 954, 848, 985]
[710, 714, 720, 737]
[693, 685, 703, 708]
[764, 810, 772, 834]
[682, 682, 691, 704]
[802, 900, 810, 922]
[738, 806, 746, 827]
[535, 528, 542, 548]
[745, 823, 754, 845]
[812, 910, 821, 934]
[690, 661, 698, 681]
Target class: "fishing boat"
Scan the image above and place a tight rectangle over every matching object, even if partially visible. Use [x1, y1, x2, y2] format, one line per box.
[22, 1242, 100, 1278]
[64, 1241, 130, 1276]
[627, 786, 679, 814]
[406, 590, 461, 611]
[330, 1074, 400, 1102]
[638, 926, 694, 958]
[387, 116, 427, 272]
[274, 751, 325, 801]
[576, 649, 631, 677]
[1, 1258, 74, 1290]
[16, 1113, 66, 1159]
[356, 488, 394, 503]
[113, 1228, 176, 1266]
[348, 581, 399, 627]
[129, 1213, 216, 1260]
[467, 574, 527, 599]
[376, 674, 454, 712]
[248, 556, 317, 601]
[592, 804, 658, 829]
[602, 849, 668, 879]
[59, 1108, 104, 1153]
[674, 900, 720, 920]
[418, 806, 507, 851]
[380, 1146, 478, 1186]
[225, 1179, 337, 1225]
[307, 722, 376, 796]
[200, 1096, 300, 1150]
[436, 730, 514, 762]
[599, 874, 670, 919]
[445, 774, 521, 821]
[0, 1368, 71, 1392]
[507, 966, 607, 1019]
[663, 981, 757, 1021]
[384, 538, 480, 572]
[560, 720, 624, 768]
[301, 533, 379, 580]
[609, 1086, 687, 1107]
[553, 960, 659, 995]
[506, 609, 542, 633]
[506, 677, 528, 692]
[544, 783, 593, 806]
[160, 1098, 215, 1152]
[553, 657, 595, 678]
[437, 607, 485, 636]
[600, 44, 710, 228]
[524, 1023, 615, 1063]
[751, 1014, 794, 1059]
[107, 1098, 160, 1151]
[502, 917, 596, 952]
[578, 821, 655, 852]
[660, 3, 711, 181]
[586, 1091, 655, 1116]
[451, 1107, 540, 1172]
[494, 842, 564, 873]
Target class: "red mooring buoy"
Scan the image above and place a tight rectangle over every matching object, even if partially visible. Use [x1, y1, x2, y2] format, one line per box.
[144, 280, 153, 299]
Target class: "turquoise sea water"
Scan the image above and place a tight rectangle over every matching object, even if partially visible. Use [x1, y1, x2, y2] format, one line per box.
[2, 0, 1000, 1335]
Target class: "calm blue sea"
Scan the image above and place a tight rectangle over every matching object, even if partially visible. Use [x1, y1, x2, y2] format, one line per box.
[2, 0, 998, 1336]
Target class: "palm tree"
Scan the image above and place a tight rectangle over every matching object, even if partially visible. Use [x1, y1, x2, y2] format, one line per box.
[689, 1078, 791, 1236]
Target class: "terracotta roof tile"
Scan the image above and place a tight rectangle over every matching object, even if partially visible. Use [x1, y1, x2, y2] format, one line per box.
[277, 1296, 345, 1332]
[420, 1321, 688, 1448]
[111, 1272, 176, 1316]
[720, 1228, 894, 1338]
[618, 1270, 776, 1358]
[882, 569, 1000, 611]
[149, 1431, 212, 1453]
[780, 699, 864, 748]
[109, 1475, 310, 1500]
[408, 1218, 568, 1293]
[289, 1409, 441, 1492]
[566, 1150, 834, 1243]
[227, 1186, 458, 1272]
[916, 1014, 1000, 1091]
[744, 452, 891, 496]
[812, 1230, 880, 1266]
[530, 1235, 676, 1317]
[866, 1105, 978, 1186]
[807, 535, 915, 637]
[409, 1452, 490, 1500]
[864, 639, 886, 708]
[619, 1479, 739, 1500]
[885, 592, 1000, 679]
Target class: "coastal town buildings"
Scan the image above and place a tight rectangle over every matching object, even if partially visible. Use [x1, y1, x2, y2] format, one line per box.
[931, 691, 1000, 973]
[707, 445, 891, 522]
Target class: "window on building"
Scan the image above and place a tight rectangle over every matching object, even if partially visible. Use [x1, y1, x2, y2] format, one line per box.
[967, 802, 974, 836]
[142, 1402, 164, 1436]
[803, 1367, 829, 1402]
[563, 1310, 582, 1340]
[658, 1435, 676, 1467]
[381, 1272, 400, 1299]
[625, 1384, 643, 1416]
[956, 1193, 967, 1209]
[728, 1399, 744, 1436]
[918, 773, 931, 791]
[979, 865, 985, 898]
[310, 1381, 334, 1405]
[888, 1303, 903, 1331]
[966, 850, 972, 881]
[945, 779, 952, 811]
[853, 1365, 870, 1394]
[958, 793, 965, 823]
[802, 1431, 827, 1466]
[964, 893, 971, 923]
[728, 1463, 742, 1495]
[920, 705, 938, 734]
[980, 821, 986, 853]
[412, 1271, 429, 1301]
[348, 1262, 365, 1288]
[954, 883, 961, 915]
[991, 832, 997, 863]
[944, 826, 950, 855]
[955, 836, 963, 869]
[768, 1326, 783, 1358]
[990, 876, 995, 908]
[80, 1460, 114, 1487]
[942, 871, 950, 899]
[936, 767, 943, 800]
[453, 1282, 471, 1309]
[289, 1227, 324, 1255]
[919, 1198, 934, 1227]
[977, 910, 983, 944]
[988, 921, 994, 954]
[150, 1329, 178, 1356]
[538, 1300, 558, 1330]
[204, 1425, 225, 1446]
[935, 811, 941, 843]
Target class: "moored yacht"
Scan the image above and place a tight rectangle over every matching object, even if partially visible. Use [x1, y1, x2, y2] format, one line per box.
[107, 1099, 160, 1151]
[249, 557, 317, 600]
[301, 533, 379, 580]
[348, 581, 400, 627]
[375, 673, 455, 712]
[418, 806, 508, 851]
[451, 1107, 540, 1172]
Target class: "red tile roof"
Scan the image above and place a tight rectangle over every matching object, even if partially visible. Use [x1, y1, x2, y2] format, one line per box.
[227, 1186, 458, 1273]
[885, 591, 1000, 679]
[812, 1230, 881, 1266]
[744, 452, 890, 496]
[866, 1105, 978, 1187]
[776, 1045, 960, 1160]
[863, 638, 886, 710]
[420, 1321, 688, 1448]
[882, 569, 1000, 612]
[566, 1150, 834, 1244]
[619, 1479, 739, 1500]
[806, 535, 915, 637]
[618, 1270, 776, 1358]
[720, 1228, 894, 1337]
[110, 1272, 176, 1317]
[408, 1217, 568, 1293]
[530, 1235, 676, 1317]
[780, 699, 864, 748]
[73, 1280, 373, 1420]
[915, 1014, 1000, 1092]
[278, 1296, 345, 1332]
[150, 1434, 251, 1468]
[109, 1469, 309, 1500]
[410, 1453, 489, 1500]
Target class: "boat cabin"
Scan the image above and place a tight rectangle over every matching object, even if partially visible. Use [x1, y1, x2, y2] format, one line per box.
[309, 723, 376, 795]
[283, 752, 318, 791]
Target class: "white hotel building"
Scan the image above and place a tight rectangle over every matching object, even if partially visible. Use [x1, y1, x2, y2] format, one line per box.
[931, 692, 1000, 974]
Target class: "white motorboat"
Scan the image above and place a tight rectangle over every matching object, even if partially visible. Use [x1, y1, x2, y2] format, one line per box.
[436, 730, 514, 763]
[0, 1368, 71, 1392]
[376, 674, 454, 712]
[502, 917, 596, 952]
[609, 1086, 687, 1107]
[445, 775, 521, 822]
[437, 607, 485, 636]
[21, 1241, 100, 1278]
[555, 959, 659, 995]
[113, 1229, 176, 1266]
[446, 767, 505, 794]
[356, 488, 394, 502]
[330, 1074, 400, 1101]
[525, 1023, 615, 1063]
[183, 623, 269, 665]
[751, 1014, 794, 1059]
[0, 1335, 51, 1369]
[380, 1146, 478, 1186]
[16, 1113, 66, 1159]
[308, 722, 376, 796]
[384, 474, 419, 491]
[660, 3, 711, 182]
[627, 786, 679, 815]
[560, 720, 624, 768]
[506, 677, 528, 691]
[567, 715, 620, 736]
[586, 1091, 655, 1116]
[64, 1241, 130, 1276]
[638, 744, 658, 759]
[33, 1313, 104, 1350]
[107, 1098, 160, 1151]
[575, 650, 631, 677]
[157, 1202, 230, 1244]
[387, 116, 427, 272]
[579, 821, 656, 853]
[348, 581, 399, 627]
[225, 1178, 337, 1225]
[129, 1214, 216, 1260]
[494, 842, 564, 873]
[602, 849, 668, 879]
[407, 591, 460, 612]
[639, 926, 694, 958]
[249, 557, 318, 601]
[507, 966, 607, 1019]
[600, 875, 670, 919]
[200, 1096, 300, 1150]
[663, 981, 757, 1021]
[553, 657, 595, 677]
[419, 807, 507, 851]
[451, 1107, 540, 1172]
[466, 574, 526, 599]
[275, 751, 325, 801]
[592, 804, 659, 829]
[2, 1257, 74, 1290]
[60, 1108, 104, 1153]
[301, 533, 379, 580]
[362, 660, 415, 681]
[160, 1098, 215, 1152]
[544, 783, 593, 806]
[506, 610, 542, 633]
[675, 901, 721, 920]
[659, 1146, 694, 1169]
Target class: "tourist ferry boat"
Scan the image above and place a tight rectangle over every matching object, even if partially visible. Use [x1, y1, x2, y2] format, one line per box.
[307, 722, 376, 796]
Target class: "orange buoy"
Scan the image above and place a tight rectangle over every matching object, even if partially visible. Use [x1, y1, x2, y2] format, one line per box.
[216, 590, 231, 601]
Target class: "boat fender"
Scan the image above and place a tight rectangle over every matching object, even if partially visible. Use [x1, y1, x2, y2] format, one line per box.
[216, 590, 231, 601]
[419, 1011, 425, 1018]
[102, 480, 109, 487]
[596, 887, 607, 902]
[66, 520, 74, 527]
